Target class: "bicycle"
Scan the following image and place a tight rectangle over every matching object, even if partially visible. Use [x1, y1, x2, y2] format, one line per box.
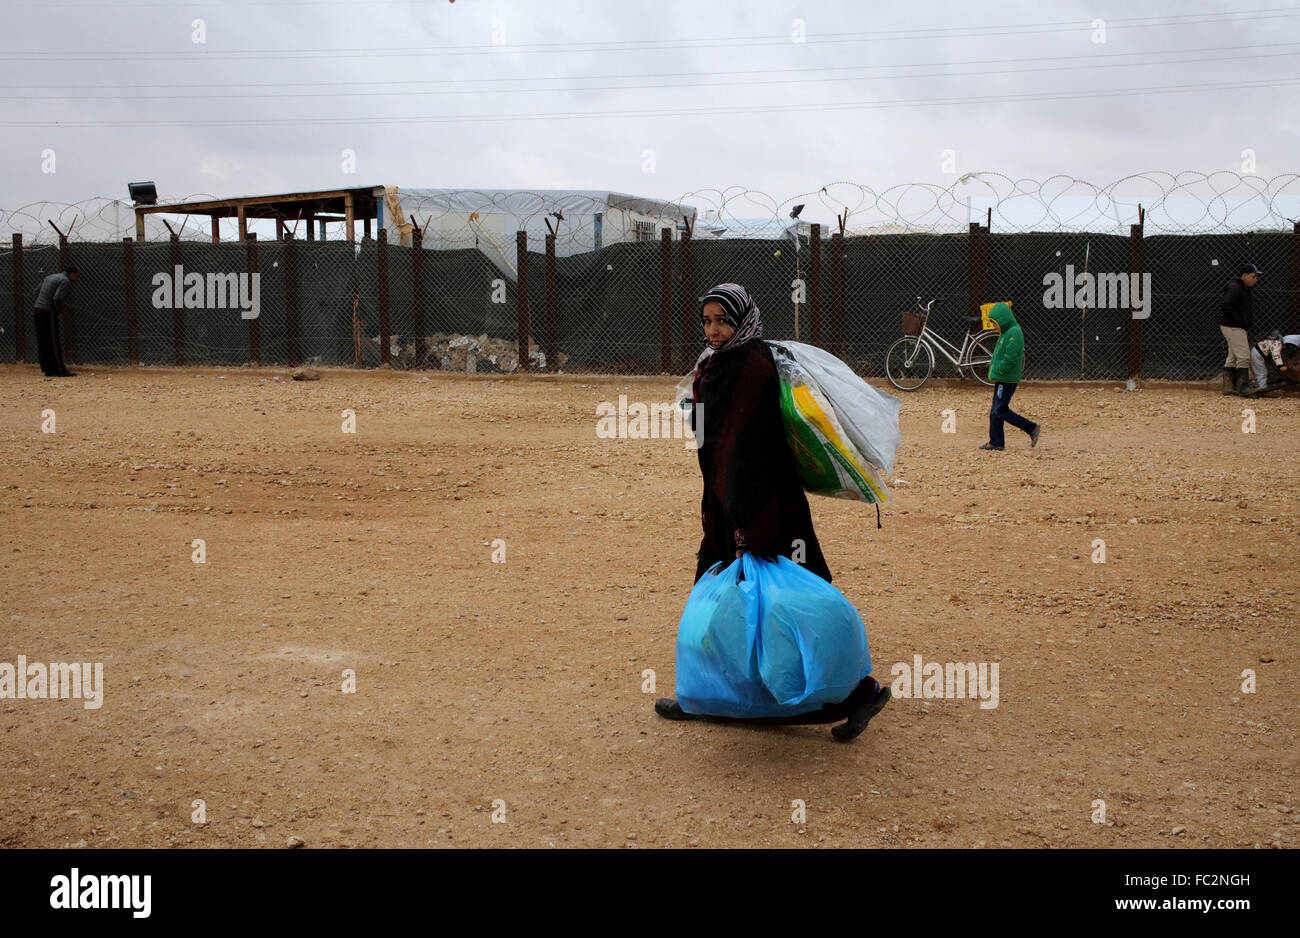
[885, 297, 1000, 391]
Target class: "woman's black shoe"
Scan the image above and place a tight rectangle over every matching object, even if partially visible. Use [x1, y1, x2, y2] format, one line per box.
[654, 698, 696, 721]
[831, 684, 891, 742]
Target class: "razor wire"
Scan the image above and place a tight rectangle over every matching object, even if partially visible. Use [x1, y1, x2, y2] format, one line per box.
[3, 172, 1297, 380]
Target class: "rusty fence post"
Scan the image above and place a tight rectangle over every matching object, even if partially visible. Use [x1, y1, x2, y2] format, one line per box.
[516, 230, 529, 373]
[123, 237, 138, 366]
[967, 222, 989, 336]
[59, 234, 76, 365]
[375, 228, 388, 368]
[809, 223, 822, 347]
[678, 227, 693, 372]
[170, 232, 183, 366]
[412, 227, 426, 368]
[11, 234, 23, 363]
[545, 232, 558, 372]
[660, 227, 672, 372]
[285, 232, 300, 367]
[830, 231, 844, 358]
[1293, 221, 1300, 334]
[246, 233, 260, 367]
[1127, 212, 1145, 382]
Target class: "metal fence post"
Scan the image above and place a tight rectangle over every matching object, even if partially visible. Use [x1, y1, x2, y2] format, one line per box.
[809, 223, 822, 347]
[11, 234, 23, 363]
[967, 222, 988, 336]
[516, 230, 529, 373]
[545, 232, 558, 372]
[285, 232, 300, 367]
[59, 233, 76, 365]
[830, 231, 844, 357]
[679, 227, 694, 372]
[246, 233, 260, 367]
[660, 228, 672, 373]
[1128, 211, 1145, 381]
[376, 228, 388, 368]
[123, 237, 138, 366]
[170, 232, 183, 366]
[412, 228, 426, 368]
[1293, 221, 1300, 334]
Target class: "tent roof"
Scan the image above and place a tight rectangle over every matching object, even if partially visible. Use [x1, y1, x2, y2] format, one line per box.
[393, 187, 695, 222]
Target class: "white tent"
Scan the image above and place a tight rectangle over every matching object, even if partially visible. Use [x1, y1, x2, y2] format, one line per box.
[383, 187, 696, 279]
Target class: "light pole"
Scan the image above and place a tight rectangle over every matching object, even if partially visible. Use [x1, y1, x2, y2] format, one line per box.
[789, 203, 805, 340]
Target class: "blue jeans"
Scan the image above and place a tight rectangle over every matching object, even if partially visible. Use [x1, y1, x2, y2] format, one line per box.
[989, 382, 1036, 447]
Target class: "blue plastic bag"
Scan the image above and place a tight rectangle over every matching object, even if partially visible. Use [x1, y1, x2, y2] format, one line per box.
[674, 554, 872, 718]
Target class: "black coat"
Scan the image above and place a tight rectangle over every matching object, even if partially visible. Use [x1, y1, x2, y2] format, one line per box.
[691, 340, 831, 584]
[1220, 278, 1253, 330]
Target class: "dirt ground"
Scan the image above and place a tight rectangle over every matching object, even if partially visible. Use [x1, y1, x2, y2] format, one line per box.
[0, 364, 1296, 849]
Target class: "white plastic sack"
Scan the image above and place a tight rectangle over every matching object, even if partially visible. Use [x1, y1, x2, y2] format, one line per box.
[675, 341, 902, 493]
[770, 341, 902, 475]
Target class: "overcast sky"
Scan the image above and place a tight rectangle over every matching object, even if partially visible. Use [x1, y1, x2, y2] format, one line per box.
[2, 0, 1297, 234]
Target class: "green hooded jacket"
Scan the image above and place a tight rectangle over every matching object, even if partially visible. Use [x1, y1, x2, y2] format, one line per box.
[987, 302, 1023, 383]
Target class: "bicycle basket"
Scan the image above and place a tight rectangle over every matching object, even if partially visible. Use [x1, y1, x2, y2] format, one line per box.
[902, 311, 926, 336]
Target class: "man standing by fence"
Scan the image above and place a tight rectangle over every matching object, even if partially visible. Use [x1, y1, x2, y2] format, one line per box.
[32, 267, 78, 377]
[1220, 263, 1260, 396]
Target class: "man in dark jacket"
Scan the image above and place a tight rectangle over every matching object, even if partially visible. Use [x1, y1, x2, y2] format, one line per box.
[32, 267, 78, 377]
[1220, 264, 1259, 395]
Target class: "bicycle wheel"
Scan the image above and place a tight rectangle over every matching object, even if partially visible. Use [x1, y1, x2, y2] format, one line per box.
[963, 331, 998, 387]
[885, 336, 934, 391]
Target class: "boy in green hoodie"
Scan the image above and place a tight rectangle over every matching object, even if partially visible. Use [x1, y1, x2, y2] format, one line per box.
[980, 302, 1041, 451]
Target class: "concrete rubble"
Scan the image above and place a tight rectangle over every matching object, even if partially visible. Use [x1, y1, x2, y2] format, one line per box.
[372, 333, 567, 372]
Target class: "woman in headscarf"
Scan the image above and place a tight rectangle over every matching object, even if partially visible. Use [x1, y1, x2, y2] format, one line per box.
[655, 283, 890, 741]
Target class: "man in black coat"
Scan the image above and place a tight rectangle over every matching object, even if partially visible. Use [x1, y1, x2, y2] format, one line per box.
[32, 267, 79, 377]
[1220, 263, 1259, 396]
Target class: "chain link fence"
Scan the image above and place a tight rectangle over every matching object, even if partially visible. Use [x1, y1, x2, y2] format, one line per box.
[4, 173, 1298, 380]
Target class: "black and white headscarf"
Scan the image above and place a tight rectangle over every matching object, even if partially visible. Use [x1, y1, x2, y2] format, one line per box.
[700, 283, 763, 354]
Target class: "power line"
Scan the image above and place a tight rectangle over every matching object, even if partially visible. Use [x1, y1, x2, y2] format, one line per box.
[2, 50, 1296, 101]
[3, 76, 1294, 127]
[2, 8, 1297, 59]
[5, 41, 1294, 91]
